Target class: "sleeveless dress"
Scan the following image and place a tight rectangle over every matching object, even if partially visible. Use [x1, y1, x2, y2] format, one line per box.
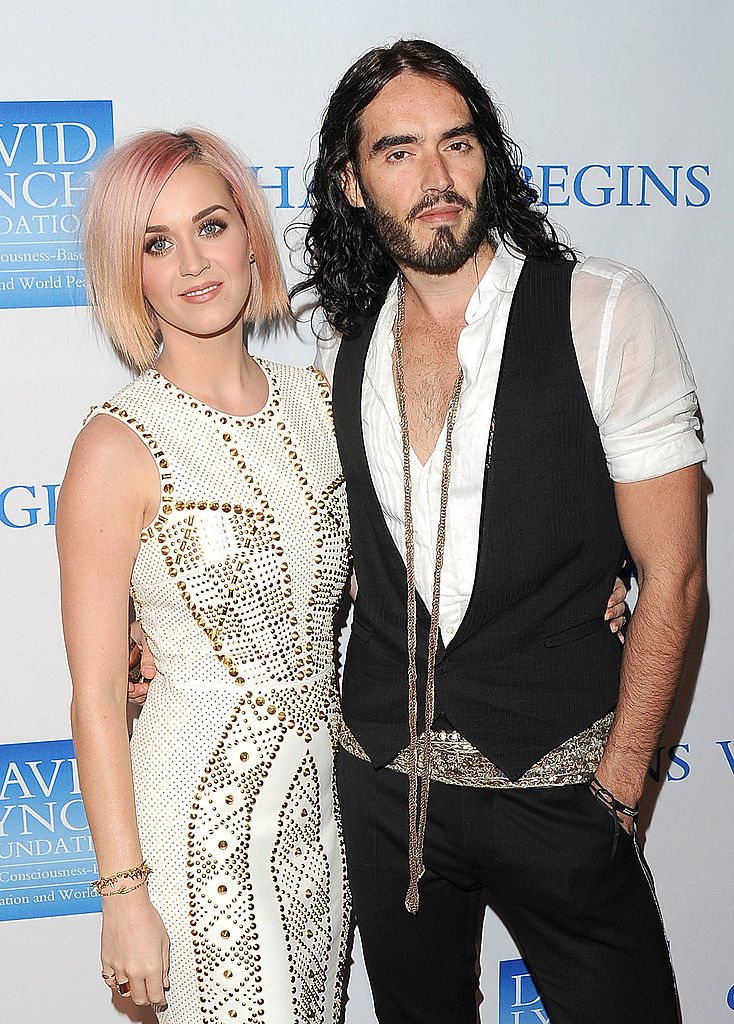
[89, 360, 351, 1024]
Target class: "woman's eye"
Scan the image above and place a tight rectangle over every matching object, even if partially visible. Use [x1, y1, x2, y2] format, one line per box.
[200, 218, 226, 237]
[144, 235, 171, 255]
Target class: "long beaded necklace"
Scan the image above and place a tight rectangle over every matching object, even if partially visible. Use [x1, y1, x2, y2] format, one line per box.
[392, 273, 464, 914]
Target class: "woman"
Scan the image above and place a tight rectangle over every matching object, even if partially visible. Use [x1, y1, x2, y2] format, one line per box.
[57, 129, 351, 1023]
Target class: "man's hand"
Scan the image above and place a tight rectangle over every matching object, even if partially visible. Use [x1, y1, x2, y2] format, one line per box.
[127, 622, 155, 705]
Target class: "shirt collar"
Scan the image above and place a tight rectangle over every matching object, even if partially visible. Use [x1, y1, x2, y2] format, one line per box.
[367, 244, 526, 407]
[464, 241, 524, 323]
[376, 242, 524, 340]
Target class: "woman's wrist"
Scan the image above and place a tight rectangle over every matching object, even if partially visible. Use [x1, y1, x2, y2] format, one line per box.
[93, 860, 152, 896]
[101, 883, 153, 913]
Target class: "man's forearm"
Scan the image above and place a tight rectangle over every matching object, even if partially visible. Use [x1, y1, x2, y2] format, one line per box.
[596, 561, 703, 808]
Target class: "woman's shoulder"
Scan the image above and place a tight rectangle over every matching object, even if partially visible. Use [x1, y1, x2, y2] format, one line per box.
[87, 369, 161, 421]
[258, 358, 331, 405]
[69, 406, 152, 490]
[257, 356, 324, 382]
[61, 387, 161, 535]
[257, 358, 335, 442]
[80, 370, 164, 467]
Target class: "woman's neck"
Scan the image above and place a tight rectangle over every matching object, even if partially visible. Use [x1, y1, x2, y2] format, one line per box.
[155, 327, 268, 417]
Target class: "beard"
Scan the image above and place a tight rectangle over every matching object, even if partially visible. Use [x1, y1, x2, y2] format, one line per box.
[360, 182, 490, 274]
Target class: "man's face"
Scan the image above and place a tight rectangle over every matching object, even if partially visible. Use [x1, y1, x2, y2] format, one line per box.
[345, 72, 489, 274]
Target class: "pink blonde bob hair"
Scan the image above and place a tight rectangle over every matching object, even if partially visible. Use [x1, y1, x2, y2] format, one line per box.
[84, 128, 290, 371]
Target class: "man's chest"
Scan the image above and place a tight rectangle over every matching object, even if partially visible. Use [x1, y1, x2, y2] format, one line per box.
[399, 323, 464, 465]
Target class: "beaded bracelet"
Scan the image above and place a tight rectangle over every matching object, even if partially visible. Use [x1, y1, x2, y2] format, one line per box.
[589, 776, 639, 820]
[589, 776, 639, 857]
[92, 861, 152, 896]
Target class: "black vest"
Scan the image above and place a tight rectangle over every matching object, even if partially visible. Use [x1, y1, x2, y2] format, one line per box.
[332, 257, 625, 780]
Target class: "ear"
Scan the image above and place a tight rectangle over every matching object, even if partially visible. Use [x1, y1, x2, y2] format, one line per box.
[341, 161, 365, 209]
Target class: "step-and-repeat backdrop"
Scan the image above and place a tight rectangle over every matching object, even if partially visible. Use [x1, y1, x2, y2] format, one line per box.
[1, 2, 731, 1020]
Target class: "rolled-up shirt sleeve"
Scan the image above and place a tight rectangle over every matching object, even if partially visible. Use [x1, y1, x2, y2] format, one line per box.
[573, 259, 706, 483]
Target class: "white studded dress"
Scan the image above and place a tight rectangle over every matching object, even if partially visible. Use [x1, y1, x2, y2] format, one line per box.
[88, 360, 351, 1024]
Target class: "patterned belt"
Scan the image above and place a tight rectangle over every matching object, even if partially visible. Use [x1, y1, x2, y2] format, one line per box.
[338, 711, 614, 789]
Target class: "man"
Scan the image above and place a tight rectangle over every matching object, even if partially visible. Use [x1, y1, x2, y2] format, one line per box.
[292, 38, 704, 1024]
[131, 37, 702, 1023]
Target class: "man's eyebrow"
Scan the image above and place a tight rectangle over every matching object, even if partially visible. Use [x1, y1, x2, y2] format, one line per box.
[439, 122, 478, 143]
[145, 204, 229, 234]
[369, 133, 422, 157]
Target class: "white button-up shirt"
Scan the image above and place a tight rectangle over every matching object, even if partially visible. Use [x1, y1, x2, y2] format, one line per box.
[315, 245, 705, 638]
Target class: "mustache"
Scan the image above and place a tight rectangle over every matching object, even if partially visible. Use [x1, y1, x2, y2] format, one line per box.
[406, 190, 473, 224]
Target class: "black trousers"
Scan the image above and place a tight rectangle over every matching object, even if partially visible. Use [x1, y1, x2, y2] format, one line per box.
[337, 749, 680, 1024]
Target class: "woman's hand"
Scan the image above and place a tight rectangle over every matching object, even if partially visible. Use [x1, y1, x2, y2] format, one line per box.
[101, 887, 170, 1007]
[605, 575, 629, 643]
[127, 622, 155, 705]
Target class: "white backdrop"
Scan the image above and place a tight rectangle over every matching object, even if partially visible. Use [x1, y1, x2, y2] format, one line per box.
[1, 1, 732, 1021]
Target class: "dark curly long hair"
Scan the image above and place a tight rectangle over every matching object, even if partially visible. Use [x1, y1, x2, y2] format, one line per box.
[290, 39, 574, 338]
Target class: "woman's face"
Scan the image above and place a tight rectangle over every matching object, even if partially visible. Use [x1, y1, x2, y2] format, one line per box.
[142, 162, 252, 343]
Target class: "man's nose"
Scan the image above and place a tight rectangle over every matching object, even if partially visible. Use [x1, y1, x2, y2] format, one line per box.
[421, 152, 453, 194]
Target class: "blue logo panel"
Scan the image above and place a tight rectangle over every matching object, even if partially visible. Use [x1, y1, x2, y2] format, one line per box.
[0, 738, 100, 921]
[0, 483, 60, 529]
[0, 100, 113, 309]
[498, 958, 550, 1023]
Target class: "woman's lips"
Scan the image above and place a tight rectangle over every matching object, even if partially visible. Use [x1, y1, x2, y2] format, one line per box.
[179, 281, 223, 303]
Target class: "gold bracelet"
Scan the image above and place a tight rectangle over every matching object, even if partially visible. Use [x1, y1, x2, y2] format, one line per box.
[96, 877, 149, 897]
[92, 861, 152, 896]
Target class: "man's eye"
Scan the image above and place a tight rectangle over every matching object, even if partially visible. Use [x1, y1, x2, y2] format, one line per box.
[447, 141, 471, 152]
[387, 150, 410, 162]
